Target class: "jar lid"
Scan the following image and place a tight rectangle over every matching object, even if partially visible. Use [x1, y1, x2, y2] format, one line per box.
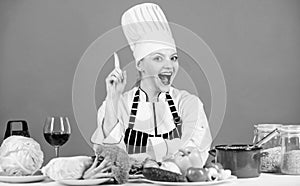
[280, 125, 300, 133]
[254, 124, 283, 132]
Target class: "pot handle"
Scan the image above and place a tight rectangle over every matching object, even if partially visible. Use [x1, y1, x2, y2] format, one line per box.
[209, 149, 216, 157]
[253, 151, 269, 160]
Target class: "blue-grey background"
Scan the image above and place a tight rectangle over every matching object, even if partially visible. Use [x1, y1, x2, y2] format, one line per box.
[0, 0, 300, 164]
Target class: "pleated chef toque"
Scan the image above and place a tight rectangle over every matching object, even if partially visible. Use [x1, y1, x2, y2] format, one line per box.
[121, 3, 176, 62]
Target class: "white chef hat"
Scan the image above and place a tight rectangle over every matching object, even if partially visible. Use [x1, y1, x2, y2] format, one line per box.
[121, 3, 176, 62]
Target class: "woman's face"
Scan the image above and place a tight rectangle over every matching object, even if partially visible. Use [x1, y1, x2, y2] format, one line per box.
[139, 48, 179, 92]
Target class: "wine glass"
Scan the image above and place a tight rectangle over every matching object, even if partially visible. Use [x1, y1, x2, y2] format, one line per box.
[43, 116, 71, 157]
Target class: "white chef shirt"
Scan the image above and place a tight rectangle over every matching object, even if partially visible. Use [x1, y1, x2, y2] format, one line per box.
[91, 87, 212, 162]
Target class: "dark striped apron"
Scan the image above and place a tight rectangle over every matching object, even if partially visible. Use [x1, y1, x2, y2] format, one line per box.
[124, 88, 182, 154]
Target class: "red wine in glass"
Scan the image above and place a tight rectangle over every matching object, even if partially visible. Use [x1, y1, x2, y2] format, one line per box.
[44, 132, 70, 146]
[43, 117, 71, 157]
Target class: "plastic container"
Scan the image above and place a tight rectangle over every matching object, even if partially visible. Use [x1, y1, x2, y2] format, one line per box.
[253, 124, 282, 173]
[280, 125, 300, 175]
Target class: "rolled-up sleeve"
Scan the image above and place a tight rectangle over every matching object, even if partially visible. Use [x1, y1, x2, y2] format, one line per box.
[91, 100, 126, 148]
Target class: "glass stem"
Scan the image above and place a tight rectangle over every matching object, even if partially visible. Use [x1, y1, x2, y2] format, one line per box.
[54, 146, 59, 157]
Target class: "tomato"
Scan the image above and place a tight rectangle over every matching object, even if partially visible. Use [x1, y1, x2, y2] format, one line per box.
[186, 167, 208, 182]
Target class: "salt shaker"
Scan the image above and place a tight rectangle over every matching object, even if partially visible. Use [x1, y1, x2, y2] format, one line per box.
[253, 124, 282, 172]
[280, 125, 300, 175]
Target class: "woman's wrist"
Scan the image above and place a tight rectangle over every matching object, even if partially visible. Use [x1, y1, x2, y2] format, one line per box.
[106, 93, 121, 101]
[107, 95, 120, 115]
[103, 95, 120, 135]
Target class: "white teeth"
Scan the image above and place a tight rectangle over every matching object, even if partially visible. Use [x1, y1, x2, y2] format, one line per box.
[160, 72, 172, 75]
[158, 74, 172, 85]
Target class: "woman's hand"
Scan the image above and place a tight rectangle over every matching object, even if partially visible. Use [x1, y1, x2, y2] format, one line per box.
[103, 68, 126, 136]
[84, 145, 131, 184]
[105, 68, 127, 99]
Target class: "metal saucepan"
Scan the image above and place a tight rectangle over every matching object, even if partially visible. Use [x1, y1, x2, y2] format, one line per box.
[208, 128, 280, 178]
[209, 144, 267, 178]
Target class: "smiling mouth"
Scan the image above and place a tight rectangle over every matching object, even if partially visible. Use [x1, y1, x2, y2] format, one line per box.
[158, 73, 172, 85]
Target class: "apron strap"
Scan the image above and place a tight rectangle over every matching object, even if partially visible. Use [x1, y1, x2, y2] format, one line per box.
[128, 89, 140, 129]
[166, 92, 182, 137]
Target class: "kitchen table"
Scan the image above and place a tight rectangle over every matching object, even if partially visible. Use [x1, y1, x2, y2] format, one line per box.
[0, 174, 300, 186]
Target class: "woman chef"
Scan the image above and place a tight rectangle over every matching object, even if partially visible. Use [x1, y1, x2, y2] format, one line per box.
[91, 3, 212, 163]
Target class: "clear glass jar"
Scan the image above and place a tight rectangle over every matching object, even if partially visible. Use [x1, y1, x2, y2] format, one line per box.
[280, 125, 300, 175]
[253, 124, 282, 172]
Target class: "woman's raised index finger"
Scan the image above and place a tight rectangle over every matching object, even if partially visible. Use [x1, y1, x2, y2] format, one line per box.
[114, 52, 120, 69]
